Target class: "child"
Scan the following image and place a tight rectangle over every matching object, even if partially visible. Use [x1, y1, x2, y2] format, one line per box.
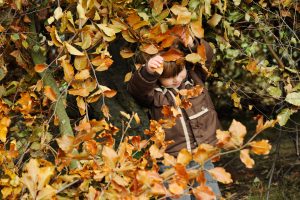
[128, 40, 221, 199]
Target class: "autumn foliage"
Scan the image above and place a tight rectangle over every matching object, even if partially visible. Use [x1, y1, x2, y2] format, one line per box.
[0, 0, 298, 199]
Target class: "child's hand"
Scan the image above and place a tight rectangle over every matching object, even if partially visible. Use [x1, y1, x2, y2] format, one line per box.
[146, 55, 164, 75]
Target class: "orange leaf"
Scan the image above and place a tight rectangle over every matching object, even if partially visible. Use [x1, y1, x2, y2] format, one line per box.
[193, 144, 219, 165]
[192, 185, 216, 200]
[56, 135, 75, 153]
[44, 86, 57, 102]
[160, 35, 178, 48]
[249, 140, 272, 155]
[208, 167, 233, 184]
[196, 170, 206, 186]
[240, 149, 255, 168]
[246, 60, 258, 74]
[34, 64, 47, 73]
[84, 140, 98, 155]
[151, 183, 167, 196]
[74, 69, 90, 80]
[161, 48, 184, 61]
[126, 13, 141, 27]
[197, 43, 207, 64]
[68, 88, 90, 97]
[177, 148, 192, 165]
[76, 96, 86, 116]
[169, 181, 184, 195]
[139, 44, 159, 55]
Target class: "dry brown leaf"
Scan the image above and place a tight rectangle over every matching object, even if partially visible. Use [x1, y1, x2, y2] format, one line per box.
[208, 167, 233, 184]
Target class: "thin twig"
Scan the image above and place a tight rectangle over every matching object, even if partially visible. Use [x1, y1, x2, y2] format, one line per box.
[56, 179, 80, 194]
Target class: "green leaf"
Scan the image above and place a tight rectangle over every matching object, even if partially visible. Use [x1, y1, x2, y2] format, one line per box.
[267, 86, 282, 98]
[188, 0, 200, 10]
[277, 108, 294, 126]
[285, 92, 300, 106]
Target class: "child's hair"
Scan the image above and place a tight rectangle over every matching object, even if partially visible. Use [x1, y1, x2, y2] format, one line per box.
[160, 59, 185, 78]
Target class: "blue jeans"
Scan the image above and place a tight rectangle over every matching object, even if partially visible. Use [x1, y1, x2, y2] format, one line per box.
[159, 160, 221, 199]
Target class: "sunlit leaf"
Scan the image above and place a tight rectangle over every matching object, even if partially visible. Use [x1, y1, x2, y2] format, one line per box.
[192, 185, 216, 200]
[169, 181, 185, 195]
[97, 24, 116, 37]
[240, 149, 255, 168]
[74, 69, 90, 80]
[193, 144, 219, 165]
[285, 92, 300, 106]
[65, 42, 85, 56]
[277, 108, 295, 126]
[54, 7, 63, 20]
[208, 167, 232, 184]
[124, 72, 132, 82]
[56, 135, 75, 153]
[185, 53, 201, 63]
[177, 148, 192, 165]
[190, 20, 204, 39]
[149, 144, 163, 159]
[249, 140, 272, 155]
[62, 60, 74, 82]
[207, 14, 222, 27]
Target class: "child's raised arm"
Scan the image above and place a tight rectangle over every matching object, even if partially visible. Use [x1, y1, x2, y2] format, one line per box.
[146, 55, 164, 75]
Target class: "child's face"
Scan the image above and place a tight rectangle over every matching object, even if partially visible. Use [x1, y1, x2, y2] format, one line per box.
[159, 67, 187, 88]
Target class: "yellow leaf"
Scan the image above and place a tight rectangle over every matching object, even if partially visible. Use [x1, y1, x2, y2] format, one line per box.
[124, 72, 132, 82]
[81, 31, 92, 49]
[44, 86, 57, 102]
[228, 119, 247, 147]
[231, 92, 241, 108]
[75, 69, 90, 80]
[54, 7, 63, 20]
[207, 13, 222, 27]
[169, 182, 184, 195]
[120, 49, 135, 58]
[76, 96, 86, 116]
[240, 149, 255, 168]
[36, 185, 56, 200]
[152, 0, 164, 16]
[249, 140, 272, 155]
[136, 170, 163, 186]
[65, 42, 84, 56]
[22, 159, 55, 199]
[149, 144, 164, 159]
[139, 44, 159, 55]
[61, 60, 74, 82]
[56, 135, 75, 153]
[190, 20, 204, 39]
[120, 111, 130, 119]
[68, 88, 90, 97]
[77, 3, 86, 19]
[208, 167, 233, 184]
[193, 144, 219, 165]
[185, 53, 201, 63]
[151, 183, 167, 196]
[121, 30, 137, 43]
[177, 148, 192, 166]
[170, 5, 191, 24]
[102, 146, 118, 169]
[0, 117, 10, 142]
[0, 25, 5, 32]
[101, 104, 111, 119]
[49, 26, 63, 47]
[74, 56, 88, 70]
[1, 187, 12, 199]
[133, 113, 141, 124]
[34, 63, 47, 73]
[163, 153, 176, 166]
[97, 24, 116, 37]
